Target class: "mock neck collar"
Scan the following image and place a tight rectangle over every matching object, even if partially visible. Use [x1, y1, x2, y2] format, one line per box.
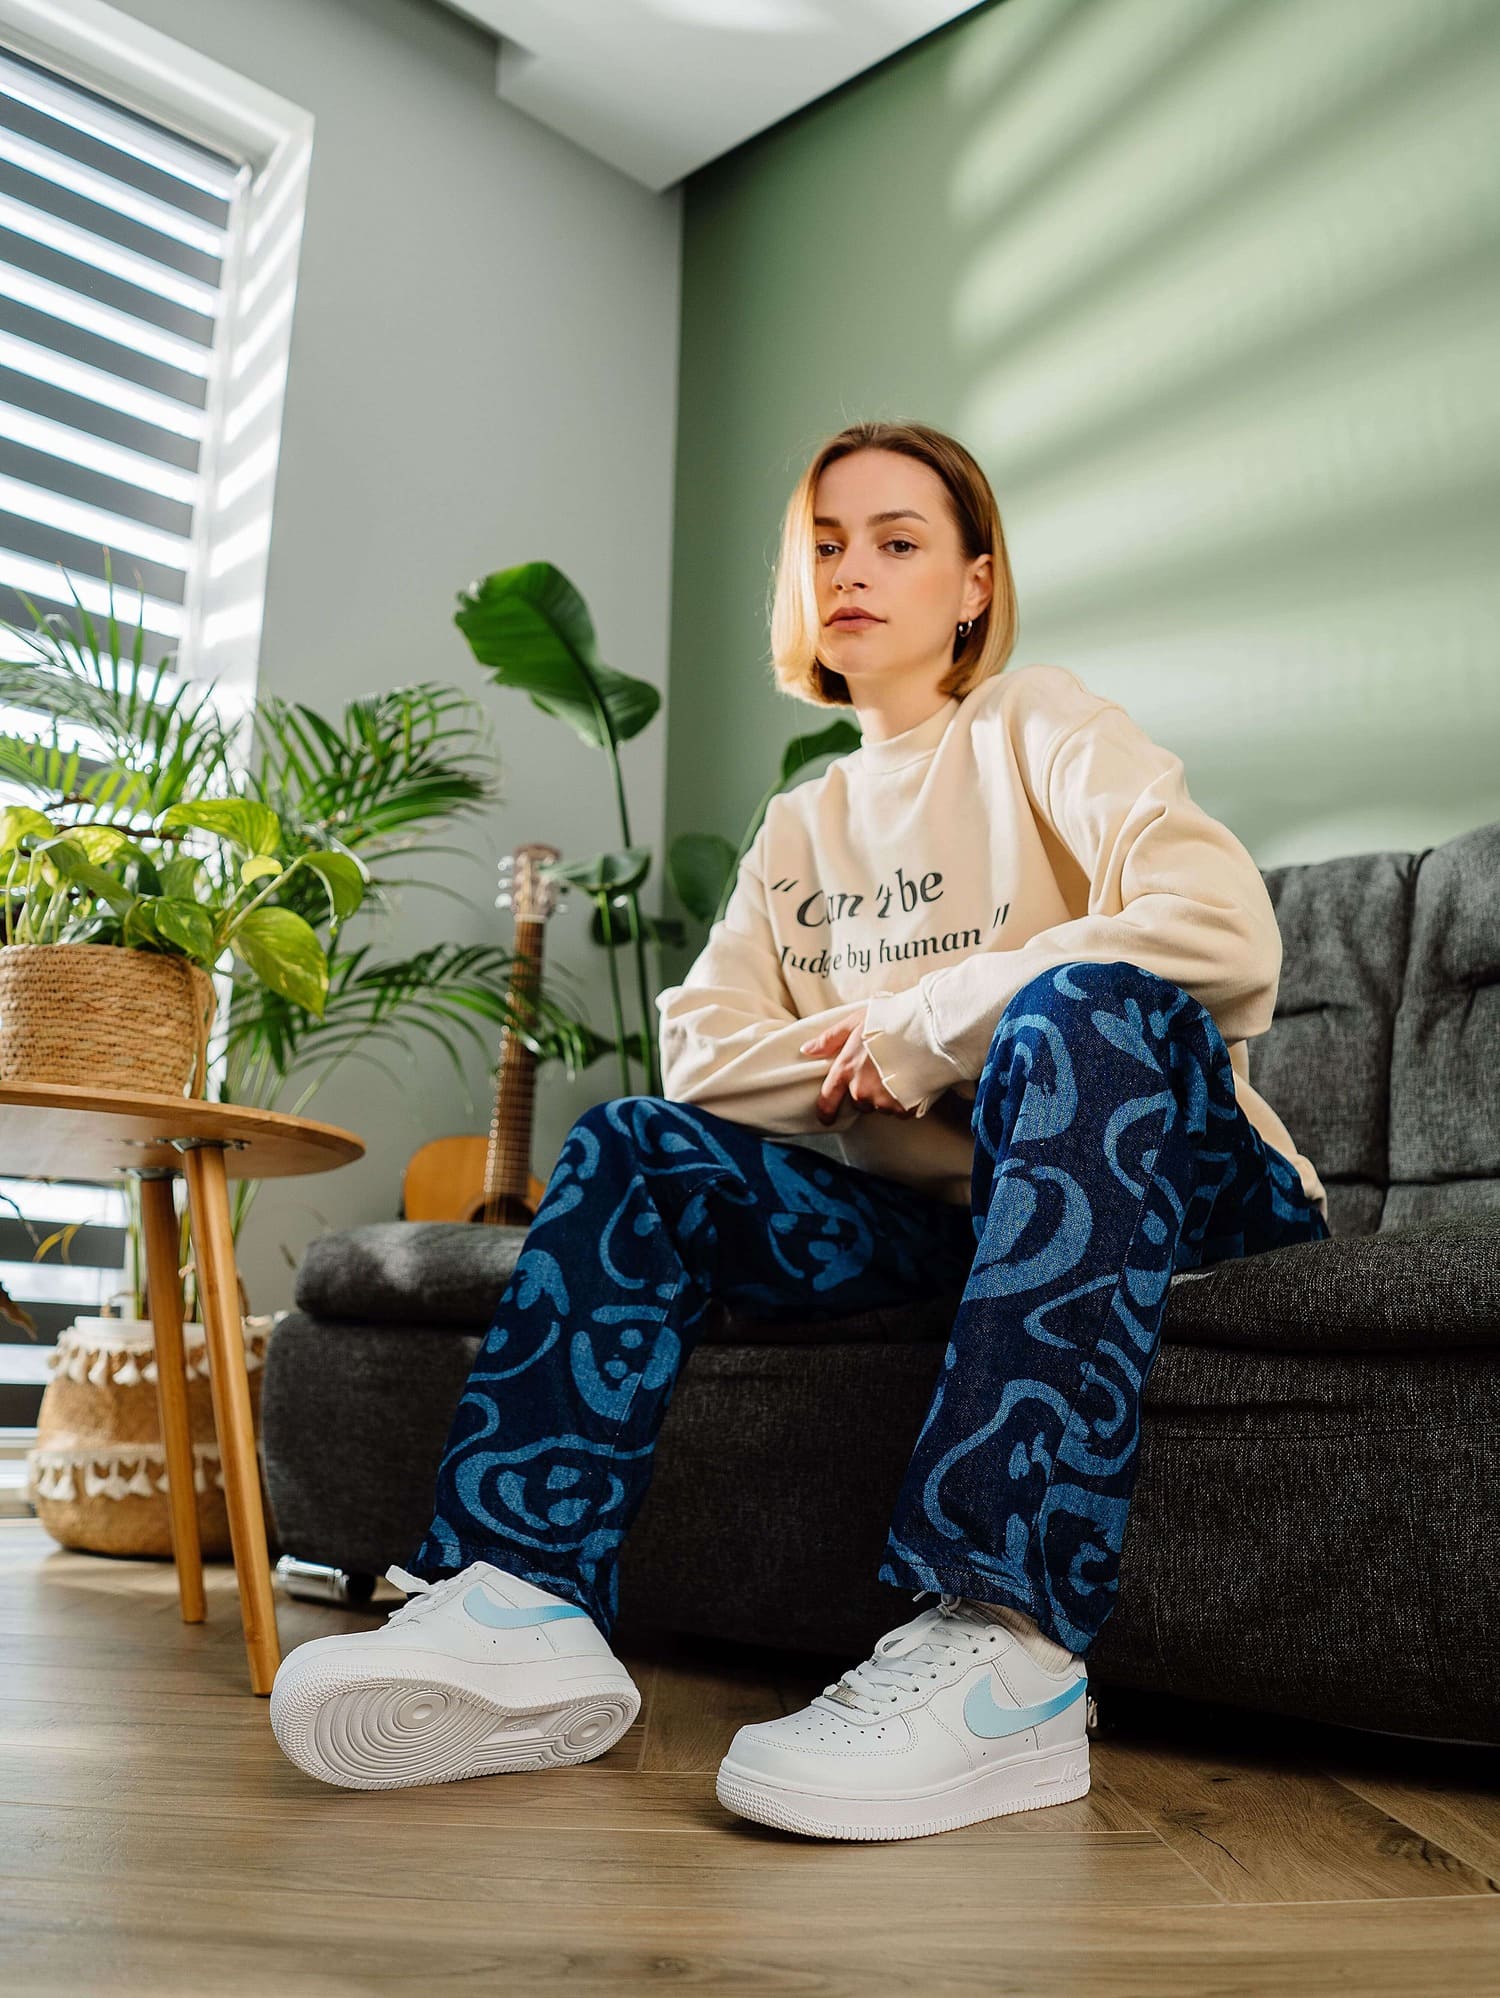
[853, 693, 961, 772]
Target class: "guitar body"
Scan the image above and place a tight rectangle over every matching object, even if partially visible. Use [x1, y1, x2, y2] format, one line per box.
[399, 842, 566, 1232]
[402, 1136, 547, 1225]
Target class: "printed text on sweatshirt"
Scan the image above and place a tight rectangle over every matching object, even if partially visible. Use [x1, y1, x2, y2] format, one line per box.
[653, 663, 1327, 1222]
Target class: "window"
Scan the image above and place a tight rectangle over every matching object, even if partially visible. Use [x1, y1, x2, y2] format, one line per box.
[0, 7, 312, 1486]
[0, 41, 244, 669]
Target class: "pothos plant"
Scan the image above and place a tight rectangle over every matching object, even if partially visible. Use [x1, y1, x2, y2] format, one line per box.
[0, 795, 365, 1013]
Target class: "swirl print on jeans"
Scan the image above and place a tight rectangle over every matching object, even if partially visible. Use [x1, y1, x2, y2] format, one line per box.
[403, 958, 1329, 1655]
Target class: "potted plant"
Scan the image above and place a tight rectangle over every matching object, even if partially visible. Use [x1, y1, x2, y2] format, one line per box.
[0, 795, 364, 1095]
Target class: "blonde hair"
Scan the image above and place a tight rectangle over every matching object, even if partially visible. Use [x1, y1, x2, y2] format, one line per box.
[768, 419, 1019, 709]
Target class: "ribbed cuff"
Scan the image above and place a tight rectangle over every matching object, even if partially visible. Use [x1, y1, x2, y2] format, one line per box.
[861, 985, 967, 1110]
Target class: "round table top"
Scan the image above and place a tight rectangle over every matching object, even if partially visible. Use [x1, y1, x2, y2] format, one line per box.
[0, 1081, 364, 1181]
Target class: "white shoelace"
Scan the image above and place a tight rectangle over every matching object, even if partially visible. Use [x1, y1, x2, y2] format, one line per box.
[381, 1563, 473, 1628]
[821, 1591, 993, 1716]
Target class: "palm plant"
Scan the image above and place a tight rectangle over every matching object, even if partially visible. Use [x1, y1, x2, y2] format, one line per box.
[0, 556, 608, 1316]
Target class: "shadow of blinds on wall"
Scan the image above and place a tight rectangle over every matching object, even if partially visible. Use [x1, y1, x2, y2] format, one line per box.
[0, 41, 246, 1437]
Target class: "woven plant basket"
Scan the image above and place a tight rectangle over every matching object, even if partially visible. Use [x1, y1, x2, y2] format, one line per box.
[0, 944, 216, 1096]
[25, 1314, 279, 1559]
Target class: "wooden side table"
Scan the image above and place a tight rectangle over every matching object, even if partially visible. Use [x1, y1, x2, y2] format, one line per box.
[0, 1083, 363, 1695]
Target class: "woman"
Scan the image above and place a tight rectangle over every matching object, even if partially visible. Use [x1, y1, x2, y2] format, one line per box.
[270, 420, 1330, 1840]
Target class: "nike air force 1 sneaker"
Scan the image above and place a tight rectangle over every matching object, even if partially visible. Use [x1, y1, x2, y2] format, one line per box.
[716, 1594, 1090, 1840]
[269, 1561, 640, 1790]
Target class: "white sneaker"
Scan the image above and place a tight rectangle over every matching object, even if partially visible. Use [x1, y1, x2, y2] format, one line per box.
[715, 1594, 1091, 1840]
[269, 1561, 641, 1791]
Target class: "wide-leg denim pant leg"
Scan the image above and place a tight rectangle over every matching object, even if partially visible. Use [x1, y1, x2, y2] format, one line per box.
[400, 1096, 978, 1637]
[877, 957, 1331, 1657]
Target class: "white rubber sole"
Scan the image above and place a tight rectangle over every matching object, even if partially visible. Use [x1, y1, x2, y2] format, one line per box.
[715, 1736, 1090, 1841]
[270, 1660, 640, 1791]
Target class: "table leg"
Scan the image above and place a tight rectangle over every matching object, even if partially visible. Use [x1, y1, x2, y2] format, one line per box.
[181, 1141, 282, 1695]
[138, 1172, 205, 1625]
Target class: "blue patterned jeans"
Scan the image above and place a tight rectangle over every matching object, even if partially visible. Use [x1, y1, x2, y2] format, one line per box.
[403, 959, 1330, 1655]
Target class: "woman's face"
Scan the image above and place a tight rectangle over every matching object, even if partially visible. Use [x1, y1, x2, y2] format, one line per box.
[812, 449, 991, 693]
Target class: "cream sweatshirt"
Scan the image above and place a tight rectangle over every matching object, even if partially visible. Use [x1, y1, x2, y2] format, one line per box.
[654, 662, 1327, 1224]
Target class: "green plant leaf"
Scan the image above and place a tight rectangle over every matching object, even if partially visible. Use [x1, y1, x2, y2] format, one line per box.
[230, 905, 328, 1017]
[150, 897, 215, 961]
[71, 824, 148, 868]
[542, 846, 651, 898]
[38, 836, 134, 913]
[454, 563, 660, 752]
[667, 831, 738, 923]
[297, 849, 368, 926]
[249, 682, 495, 854]
[780, 716, 862, 783]
[124, 852, 162, 898]
[1, 551, 240, 823]
[158, 798, 281, 856]
[0, 805, 55, 854]
[121, 897, 159, 947]
[241, 855, 282, 886]
[587, 902, 687, 949]
[159, 853, 205, 900]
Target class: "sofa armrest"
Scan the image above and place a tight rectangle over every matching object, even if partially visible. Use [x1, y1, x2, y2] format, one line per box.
[1163, 1210, 1500, 1353]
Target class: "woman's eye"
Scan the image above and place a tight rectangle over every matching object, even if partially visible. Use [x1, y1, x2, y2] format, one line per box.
[886, 539, 916, 554]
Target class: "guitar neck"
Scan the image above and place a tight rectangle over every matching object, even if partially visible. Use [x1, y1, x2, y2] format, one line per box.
[481, 914, 545, 1219]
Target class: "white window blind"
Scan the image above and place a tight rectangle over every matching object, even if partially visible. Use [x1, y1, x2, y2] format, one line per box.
[0, 40, 246, 666]
[0, 41, 247, 1438]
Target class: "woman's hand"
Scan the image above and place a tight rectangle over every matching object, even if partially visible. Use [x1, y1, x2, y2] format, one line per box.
[799, 1009, 919, 1126]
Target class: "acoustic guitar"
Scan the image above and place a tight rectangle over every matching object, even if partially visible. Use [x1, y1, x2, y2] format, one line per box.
[400, 841, 566, 1226]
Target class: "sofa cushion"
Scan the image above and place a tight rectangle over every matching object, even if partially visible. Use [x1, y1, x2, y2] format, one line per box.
[1389, 821, 1500, 1207]
[1257, 847, 1415, 1206]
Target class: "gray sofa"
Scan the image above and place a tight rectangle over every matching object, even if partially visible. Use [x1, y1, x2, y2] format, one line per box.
[260, 821, 1500, 1746]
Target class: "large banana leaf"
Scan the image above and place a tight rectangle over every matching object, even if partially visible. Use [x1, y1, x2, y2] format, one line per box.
[455, 562, 660, 753]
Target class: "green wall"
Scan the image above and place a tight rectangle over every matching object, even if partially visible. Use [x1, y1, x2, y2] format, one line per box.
[663, 0, 1499, 980]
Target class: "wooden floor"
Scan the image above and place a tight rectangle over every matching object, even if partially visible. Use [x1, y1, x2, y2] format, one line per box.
[3, 1518, 1498, 1996]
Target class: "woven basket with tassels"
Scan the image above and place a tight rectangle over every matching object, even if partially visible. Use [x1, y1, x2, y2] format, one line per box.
[0, 944, 216, 1096]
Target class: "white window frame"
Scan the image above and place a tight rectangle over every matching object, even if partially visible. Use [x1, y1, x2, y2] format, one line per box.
[0, 0, 314, 750]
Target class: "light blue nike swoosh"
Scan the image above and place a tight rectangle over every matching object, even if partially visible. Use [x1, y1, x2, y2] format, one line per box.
[462, 1586, 589, 1629]
[963, 1670, 1087, 1739]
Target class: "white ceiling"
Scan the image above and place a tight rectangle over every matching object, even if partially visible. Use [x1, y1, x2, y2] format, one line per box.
[437, 0, 990, 192]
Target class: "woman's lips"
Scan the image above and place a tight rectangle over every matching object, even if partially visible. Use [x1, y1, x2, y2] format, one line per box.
[830, 614, 881, 629]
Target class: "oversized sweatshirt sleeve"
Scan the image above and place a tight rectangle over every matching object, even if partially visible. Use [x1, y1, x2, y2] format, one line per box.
[859, 685, 1284, 1113]
[655, 809, 871, 1136]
